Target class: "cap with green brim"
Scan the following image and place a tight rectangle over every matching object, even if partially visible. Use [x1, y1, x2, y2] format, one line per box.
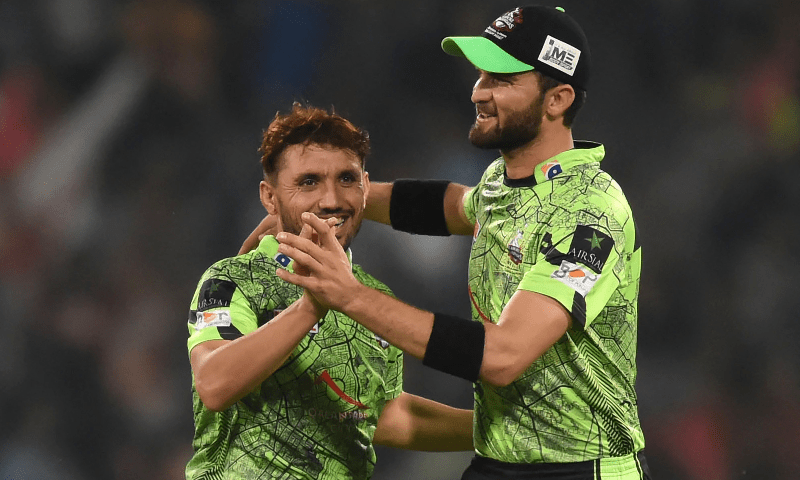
[441, 5, 590, 91]
[442, 37, 534, 74]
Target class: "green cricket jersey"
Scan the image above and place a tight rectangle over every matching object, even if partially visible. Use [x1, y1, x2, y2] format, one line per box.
[185, 236, 403, 480]
[463, 141, 645, 465]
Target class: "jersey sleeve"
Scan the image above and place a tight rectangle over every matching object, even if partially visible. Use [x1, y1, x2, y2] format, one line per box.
[383, 347, 404, 400]
[187, 274, 258, 355]
[463, 186, 478, 225]
[517, 199, 629, 327]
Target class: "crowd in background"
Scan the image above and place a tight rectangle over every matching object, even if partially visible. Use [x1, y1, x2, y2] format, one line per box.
[1, 0, 799, 478]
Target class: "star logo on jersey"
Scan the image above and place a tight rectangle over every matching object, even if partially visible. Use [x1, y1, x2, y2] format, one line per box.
[585, 231, 604, 250]
[567, 225, 613, 274]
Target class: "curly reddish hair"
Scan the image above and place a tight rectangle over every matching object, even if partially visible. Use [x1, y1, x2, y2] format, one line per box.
[259, 103, 370, 181]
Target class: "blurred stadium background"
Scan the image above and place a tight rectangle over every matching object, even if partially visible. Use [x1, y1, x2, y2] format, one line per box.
[1, 0, 799, 478]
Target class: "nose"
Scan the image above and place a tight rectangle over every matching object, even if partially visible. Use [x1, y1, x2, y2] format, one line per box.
[317, 181, 342, 210]
[471, 73, 491, 104]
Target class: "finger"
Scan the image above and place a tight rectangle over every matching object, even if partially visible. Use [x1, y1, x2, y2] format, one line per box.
[301, 212, 340, 249]
[276, 231, 324, 259]
[275, 267, 315, 290]
[277, 242, 322, 272]
[299, 222, 316, 244]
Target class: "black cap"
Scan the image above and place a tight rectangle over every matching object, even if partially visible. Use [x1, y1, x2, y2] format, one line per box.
[442, 6, 590, 91]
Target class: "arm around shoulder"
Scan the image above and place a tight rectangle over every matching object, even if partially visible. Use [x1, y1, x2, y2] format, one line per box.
[365, 179, 474, 235]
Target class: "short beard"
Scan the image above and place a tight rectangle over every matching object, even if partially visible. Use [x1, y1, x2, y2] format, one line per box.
[469, 97, 544, 151]
[279, 211, 362, 251]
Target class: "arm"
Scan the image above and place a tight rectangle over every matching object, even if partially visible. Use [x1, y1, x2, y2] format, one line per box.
[373, 392, 473, 451]
[364, 180, 475, 235]
[191, 293, 325, 411]
[238, 215, 278, 254]
[276, 213, 570, 387]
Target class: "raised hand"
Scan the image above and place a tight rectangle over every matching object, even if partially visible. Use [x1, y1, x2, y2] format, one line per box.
[275, 212, 362, 312]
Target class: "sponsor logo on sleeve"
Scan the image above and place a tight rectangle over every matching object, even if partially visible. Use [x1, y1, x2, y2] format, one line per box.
[538, 35, 581, 76]
[197, 278, 237, 311]
[566, 225, 613, 274]
[194, 310, 232, 331]
[551, 260, 598, 297]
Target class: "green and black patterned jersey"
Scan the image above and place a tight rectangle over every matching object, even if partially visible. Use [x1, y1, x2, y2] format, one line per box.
[185, 236, 403, 480]
[463, 141, 645, 465]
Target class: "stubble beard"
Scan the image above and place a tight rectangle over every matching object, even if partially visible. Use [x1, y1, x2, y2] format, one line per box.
[469, 98, 544, 151]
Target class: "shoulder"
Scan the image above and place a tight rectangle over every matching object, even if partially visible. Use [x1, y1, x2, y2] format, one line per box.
[352, 263, 394, 297]
[197, 249, 284, 297]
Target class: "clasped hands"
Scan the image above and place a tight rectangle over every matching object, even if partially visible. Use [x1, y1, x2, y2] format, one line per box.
[275, 212, 362, 313]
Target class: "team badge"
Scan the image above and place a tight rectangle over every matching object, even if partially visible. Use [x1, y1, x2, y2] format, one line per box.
[508, 230, 524, 265]
[492, 7, 523, 32]
[375, 334, 390, 349]
[485, 7, 523, 40]
[541, 160, 563, 180]
[308, 319, 323, 339]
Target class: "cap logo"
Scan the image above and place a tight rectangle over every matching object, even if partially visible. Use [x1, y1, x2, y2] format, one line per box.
[538, 35, 581, 76]
[493, 8, 523, 32]
[485, 7, 522, 40]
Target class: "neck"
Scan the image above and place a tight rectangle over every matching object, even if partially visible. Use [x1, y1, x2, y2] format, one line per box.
[501, 127, 574, 179]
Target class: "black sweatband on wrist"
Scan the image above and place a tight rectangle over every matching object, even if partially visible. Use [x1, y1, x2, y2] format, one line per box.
[389, 179, 452, 236]
[422, 313, 485, 382]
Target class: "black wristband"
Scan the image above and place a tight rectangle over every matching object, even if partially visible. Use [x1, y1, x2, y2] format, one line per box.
[422, 313, 485, 382]
[389, 179, 451, 236]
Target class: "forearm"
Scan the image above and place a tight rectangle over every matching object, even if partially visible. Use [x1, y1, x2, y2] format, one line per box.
[192, 295, 324, 411]
[365, 180, 474, 235]
[374, 393, 473, 451]
[364, 181, 392, 225]
[342, 284, 433, 360]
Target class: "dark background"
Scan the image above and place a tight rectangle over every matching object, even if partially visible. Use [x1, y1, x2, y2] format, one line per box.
[1, 0, 799, 478]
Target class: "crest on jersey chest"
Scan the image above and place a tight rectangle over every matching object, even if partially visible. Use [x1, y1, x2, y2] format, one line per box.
[507, 230, 524, 265]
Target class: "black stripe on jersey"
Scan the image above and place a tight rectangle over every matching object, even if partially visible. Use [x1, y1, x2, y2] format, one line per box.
[188, 310, 197, 324]
[572, 291, 587, 327]
[633, 220, 641, 251]
[217, 325, 243, 340]
[595, 458, 602, 479]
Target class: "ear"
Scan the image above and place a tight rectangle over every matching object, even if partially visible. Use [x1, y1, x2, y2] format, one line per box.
[545, 84, 575, 122]
[362, 171, 371, 209]
[260, 180, 278, 216]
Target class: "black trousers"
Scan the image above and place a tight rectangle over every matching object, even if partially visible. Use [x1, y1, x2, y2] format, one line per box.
[460, 452, 652, 480]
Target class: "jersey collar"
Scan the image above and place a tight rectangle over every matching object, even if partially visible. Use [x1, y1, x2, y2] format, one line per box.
[257, 234, 353, 272]
[502, 141, 605, 187]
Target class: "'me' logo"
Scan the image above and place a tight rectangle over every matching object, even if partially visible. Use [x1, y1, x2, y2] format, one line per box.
[538, 35, 581, 76]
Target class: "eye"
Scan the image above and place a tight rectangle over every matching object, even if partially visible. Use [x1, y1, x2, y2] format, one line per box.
[299, 177, 317, 187]
[340, 173, 357, 184]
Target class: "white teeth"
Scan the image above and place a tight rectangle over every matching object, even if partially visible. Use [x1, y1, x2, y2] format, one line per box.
[335, 218, 345, 227]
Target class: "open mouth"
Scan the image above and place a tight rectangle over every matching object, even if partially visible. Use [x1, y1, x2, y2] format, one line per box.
[476, 111, 497, 122]
[318, 215, 348, 230]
